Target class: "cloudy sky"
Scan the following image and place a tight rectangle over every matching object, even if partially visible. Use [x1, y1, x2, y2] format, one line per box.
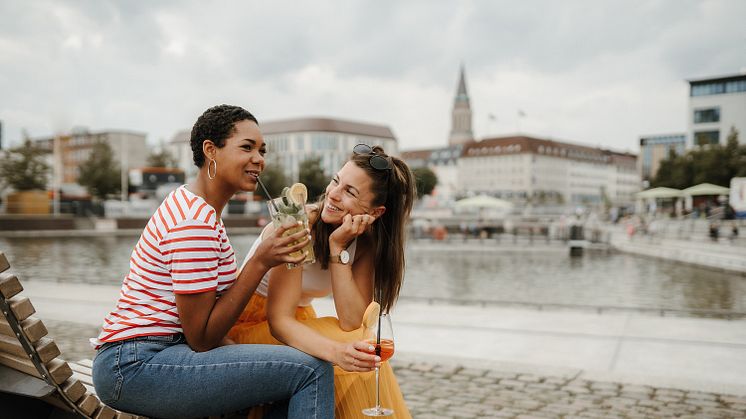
[1, 1, 744, 153]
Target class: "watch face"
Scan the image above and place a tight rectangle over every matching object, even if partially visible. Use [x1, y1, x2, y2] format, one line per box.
[340, 250, 350, 264]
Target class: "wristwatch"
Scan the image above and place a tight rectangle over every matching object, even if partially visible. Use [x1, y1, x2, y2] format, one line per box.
[330, 249, 350, 265]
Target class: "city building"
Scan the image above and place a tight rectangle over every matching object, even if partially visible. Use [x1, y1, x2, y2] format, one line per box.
[687, 73, 746, 147]
[401, 145, 464, 201]
[401, 66, 475, 200]
[169, 118, 397, 183]
[34, 128, 147, 186]
[260, 118, 398, 182]
[449, 65, 474, 146]
[638, 134, 686, 183]
[168, 129, 195, 180]
[458, 136, 639, 206]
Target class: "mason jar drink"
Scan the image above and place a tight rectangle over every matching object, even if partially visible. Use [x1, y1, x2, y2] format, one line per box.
[267, 183, 315, 269]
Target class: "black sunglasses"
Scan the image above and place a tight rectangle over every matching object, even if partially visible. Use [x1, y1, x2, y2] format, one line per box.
[352, 143, 392, 171]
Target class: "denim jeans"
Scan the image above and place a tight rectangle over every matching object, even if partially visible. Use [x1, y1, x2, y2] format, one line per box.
[92, 334, 334, 419]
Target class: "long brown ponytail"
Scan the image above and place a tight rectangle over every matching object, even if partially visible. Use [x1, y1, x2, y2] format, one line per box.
[312, 146, 416, 313]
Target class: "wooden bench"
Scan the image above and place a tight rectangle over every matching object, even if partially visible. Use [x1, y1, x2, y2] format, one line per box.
[0, 251, 145, 419]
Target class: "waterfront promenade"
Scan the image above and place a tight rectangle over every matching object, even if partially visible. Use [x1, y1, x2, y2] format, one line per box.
[23, 280, 746, 418]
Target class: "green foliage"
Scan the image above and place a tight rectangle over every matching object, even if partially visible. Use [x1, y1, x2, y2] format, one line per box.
[0, 140, 50, 191]
[412, 166, 438, 199]
[652, 126, 743, 188]
[257, 162, 288, 200]
[147, 147, 178, 168]
[298, 156, 328, 202]
[78, 141, 121, 200]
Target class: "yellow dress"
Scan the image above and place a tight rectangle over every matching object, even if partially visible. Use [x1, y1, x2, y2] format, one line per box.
[229, 293, 411, 419]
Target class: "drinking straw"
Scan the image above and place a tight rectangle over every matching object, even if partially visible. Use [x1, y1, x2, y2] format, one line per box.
[256, 176, 279, 213]
[376, 313, 382, 355]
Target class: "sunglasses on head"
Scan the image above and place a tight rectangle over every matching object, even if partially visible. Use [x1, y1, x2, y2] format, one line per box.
[352, 143, 392, 171]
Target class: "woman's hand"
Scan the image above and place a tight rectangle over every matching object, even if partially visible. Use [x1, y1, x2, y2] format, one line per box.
[252, 223, 310, 271]
[333, 341, 381, 372]
[329, 214, 376, 252]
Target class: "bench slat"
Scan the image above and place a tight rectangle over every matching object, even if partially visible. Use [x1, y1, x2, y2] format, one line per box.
[0, 352, 72, 385]
[0, 316, 48, 343]
[77, 393, 100, 416]
[94, 404, 117, 419]
[0, 272, 23, 299]
[0, 335, 60, 363]
[8, 296, 35, 322]
[0, 252, 9, 274]
[71, 370, 94, 388]
[62, 377, 87, 402]
[70, 360, 93, 376]
[77, 358, 94, 368]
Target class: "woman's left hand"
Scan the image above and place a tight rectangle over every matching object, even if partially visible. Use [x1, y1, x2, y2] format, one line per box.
[329, 214, 375, 251]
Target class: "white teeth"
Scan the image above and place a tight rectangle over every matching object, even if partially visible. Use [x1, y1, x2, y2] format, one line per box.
[327, 203, 341, 212]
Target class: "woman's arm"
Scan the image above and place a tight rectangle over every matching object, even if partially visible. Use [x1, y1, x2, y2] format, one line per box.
[176, 224, 310, 352]
[328, 237, 375, 330]
[266, 265, 378, 372]
[328, 214, 377, 330]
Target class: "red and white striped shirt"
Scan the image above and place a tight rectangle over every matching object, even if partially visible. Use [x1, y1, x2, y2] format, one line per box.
[91, 186, 237, 347]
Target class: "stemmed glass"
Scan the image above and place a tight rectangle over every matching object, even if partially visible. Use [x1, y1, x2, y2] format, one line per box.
[362, 313, 395, 416]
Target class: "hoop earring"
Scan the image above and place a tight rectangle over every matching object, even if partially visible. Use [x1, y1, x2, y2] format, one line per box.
[208, 159, 217, 180]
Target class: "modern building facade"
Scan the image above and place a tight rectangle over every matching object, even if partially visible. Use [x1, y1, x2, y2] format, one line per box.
[638, 134, 686, 183]
[458, 136, 639, 206]
[687, 73, 746, 147]
[169, 118, 397, 183]
[260, 118, 397, 182]
[34, 129, 147, 185]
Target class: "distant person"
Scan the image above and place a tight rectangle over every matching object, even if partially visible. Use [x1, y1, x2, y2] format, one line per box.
[229, 144, 416, 418]
[91, 105, 334, 418]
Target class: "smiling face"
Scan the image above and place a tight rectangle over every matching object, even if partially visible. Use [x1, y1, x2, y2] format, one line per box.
[209, 119, 266, 192]
[321, 161, 384, 225]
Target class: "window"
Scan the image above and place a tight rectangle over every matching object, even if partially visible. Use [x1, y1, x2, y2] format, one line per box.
[694, 131, 720, 146]
[693, 108, 720, 123]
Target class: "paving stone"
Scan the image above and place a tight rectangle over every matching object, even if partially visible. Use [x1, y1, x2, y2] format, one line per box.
[517, 374, 542, 383]
[458, 368, 488, 377]
[53, 324, 746, 419]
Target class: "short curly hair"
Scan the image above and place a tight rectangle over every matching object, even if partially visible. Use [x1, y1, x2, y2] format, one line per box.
[190, 104, 258, 167]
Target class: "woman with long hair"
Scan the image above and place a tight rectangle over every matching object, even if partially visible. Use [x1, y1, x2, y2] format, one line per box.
[229, 144, 416, 418]
[91, 105, 335, 418]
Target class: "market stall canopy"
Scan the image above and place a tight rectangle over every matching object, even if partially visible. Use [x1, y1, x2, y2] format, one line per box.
[636, 187, 683, 199]
[682, 183, 730, 196]
[454, 195, 514, 210]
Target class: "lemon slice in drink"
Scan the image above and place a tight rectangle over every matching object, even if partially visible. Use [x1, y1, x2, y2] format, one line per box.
[288, 183, 308, 206]
[362, 302, 381, 328]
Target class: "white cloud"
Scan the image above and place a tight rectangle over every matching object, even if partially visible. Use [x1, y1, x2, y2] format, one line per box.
[0, 0, 744, 153]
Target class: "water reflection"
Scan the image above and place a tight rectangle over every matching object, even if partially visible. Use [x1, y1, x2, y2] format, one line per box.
[1, 236, 744, 315]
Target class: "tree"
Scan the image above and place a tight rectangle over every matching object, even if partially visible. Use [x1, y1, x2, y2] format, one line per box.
[147, 147, 178, 168]
[298, 156, 328, 202]
[653, 125, 746, 188]
[0, 140, 50, 191]
[412, 166, 438, 199]
[257, 162, 288, 200]
[78, 141, 121, 200]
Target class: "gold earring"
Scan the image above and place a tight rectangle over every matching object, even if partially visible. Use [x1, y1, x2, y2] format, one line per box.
[208, 159, 217, 180]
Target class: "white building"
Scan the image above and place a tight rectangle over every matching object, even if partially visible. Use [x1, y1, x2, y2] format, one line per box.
[169, 117, 397, 183]
[260, 118, 398, 181]
[687, 73, 746, 147]
[458, 136, 639, 206]
[35, 128, 148, 185]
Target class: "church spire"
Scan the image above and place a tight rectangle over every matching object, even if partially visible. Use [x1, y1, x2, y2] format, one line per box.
[456, 64, 468, 99]
[449, 64, 474, 146]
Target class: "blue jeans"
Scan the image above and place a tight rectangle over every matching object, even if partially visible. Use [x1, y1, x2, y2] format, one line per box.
[92, 334, 334, 419]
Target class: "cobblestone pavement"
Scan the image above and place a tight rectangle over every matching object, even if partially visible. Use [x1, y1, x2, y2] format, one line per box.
[50, 321, 746, 419]
[392, 361, 746, 419]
